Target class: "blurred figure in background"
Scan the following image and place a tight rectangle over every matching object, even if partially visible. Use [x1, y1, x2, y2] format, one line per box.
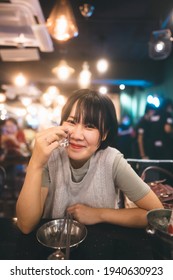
[23, 124, 37, 151]
[148, 98, 173, 159]
[117, 114, 135, 158]
[0, 117, 31, 192]
[0, 117, 30, 160]
[136, 99, 173, 160]
[136, 104, 156, 159]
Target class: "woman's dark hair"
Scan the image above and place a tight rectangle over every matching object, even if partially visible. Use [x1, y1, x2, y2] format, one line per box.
[5, 117, 18, 127]
[60, 89, 118, 150]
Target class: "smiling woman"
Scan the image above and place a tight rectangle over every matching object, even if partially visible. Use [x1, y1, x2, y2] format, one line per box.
[16, 88, 163, 234]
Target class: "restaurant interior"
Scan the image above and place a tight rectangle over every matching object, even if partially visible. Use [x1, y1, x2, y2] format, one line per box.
[0, 0, 173, 212]
[0, 0, 173, 260]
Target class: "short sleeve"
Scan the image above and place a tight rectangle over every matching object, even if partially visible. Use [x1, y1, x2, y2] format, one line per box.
[112, 155, 150, 201]
[42, 165, 50, 188]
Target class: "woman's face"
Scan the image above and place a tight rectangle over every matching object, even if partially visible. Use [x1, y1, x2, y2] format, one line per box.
[3, 120, 18, 135]
[63, 102, 101, 168]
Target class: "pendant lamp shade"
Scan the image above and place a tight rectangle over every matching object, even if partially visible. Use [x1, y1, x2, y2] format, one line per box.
[47, 0, 78, 42]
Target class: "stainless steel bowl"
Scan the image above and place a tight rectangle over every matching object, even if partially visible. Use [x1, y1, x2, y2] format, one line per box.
[36, 219, 87, 249]
[147, 208, 172, 236]
[146, 209, 173, 259]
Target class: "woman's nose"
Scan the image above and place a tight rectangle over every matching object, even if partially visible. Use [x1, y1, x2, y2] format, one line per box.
[69, 124, 84, 139]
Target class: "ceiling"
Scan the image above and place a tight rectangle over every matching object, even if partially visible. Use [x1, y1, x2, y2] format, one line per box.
[1, 0, 173, 93]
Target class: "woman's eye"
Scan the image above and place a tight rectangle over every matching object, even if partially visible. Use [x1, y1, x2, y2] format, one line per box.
[85, 123, 96, 129]
[66, 119, 76, 125]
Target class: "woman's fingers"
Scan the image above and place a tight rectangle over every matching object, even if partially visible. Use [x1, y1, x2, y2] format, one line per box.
[30, 125, 69, 168]
[36, 126, 69, 146]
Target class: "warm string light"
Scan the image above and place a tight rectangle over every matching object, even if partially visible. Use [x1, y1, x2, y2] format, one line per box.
[20, 96, 32, 107]
[78, 62, 92, 88]
[99, 86, 108, 95]
[1, 57, 110, 128]
[52, 60, 75, 81]
[96, 59, 109, 73]
[14, 73, 27, 87]
[0, 93, 6, 102]
[52, 58, 109, 89]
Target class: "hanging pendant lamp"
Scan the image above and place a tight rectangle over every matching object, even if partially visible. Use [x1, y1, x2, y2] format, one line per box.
[47, 0, 78, 42]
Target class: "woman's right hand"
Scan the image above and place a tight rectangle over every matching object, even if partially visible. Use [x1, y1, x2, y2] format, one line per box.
[16, 126, 70, 234]
[30, 126, 68, 168]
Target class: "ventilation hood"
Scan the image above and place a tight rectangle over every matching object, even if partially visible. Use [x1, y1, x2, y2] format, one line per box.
[0, 0, 54, 54]
[0, 48, 40, 61]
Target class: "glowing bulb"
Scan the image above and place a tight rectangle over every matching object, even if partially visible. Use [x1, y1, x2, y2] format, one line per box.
[0, 93, 6, 103]
[20, 97, 32, 107]
[96, 59, 109, 73]
[14, 73, 27, 87]
[52, 60, 74, 81]
[155, 41, 165, 52]
[47, 86, 59, 95]
[41, 93, 53, 107]
[99, 86, 108, 94]
[78, 62, 92, 88]
[55, 16, 69, 41]
[119, 84, 125, 90]
[56, 95, 66, 106]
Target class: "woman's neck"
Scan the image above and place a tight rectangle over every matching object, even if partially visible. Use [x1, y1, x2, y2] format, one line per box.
[70, 158, 89, 169]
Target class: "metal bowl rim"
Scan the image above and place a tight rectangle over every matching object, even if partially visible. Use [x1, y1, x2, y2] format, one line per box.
[36, 218, 88, 249]
[147, 208, 173, 238]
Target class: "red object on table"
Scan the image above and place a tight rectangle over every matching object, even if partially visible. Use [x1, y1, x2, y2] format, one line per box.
[168, 224, 173, 234]
[168, 211, 173, 234]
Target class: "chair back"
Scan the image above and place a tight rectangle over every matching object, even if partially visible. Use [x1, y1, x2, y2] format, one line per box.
[0, 165, 6, 194]
[141, 165, 173, 185]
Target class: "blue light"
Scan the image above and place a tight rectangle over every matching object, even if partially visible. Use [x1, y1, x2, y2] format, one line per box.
[93, 79, 153, 87]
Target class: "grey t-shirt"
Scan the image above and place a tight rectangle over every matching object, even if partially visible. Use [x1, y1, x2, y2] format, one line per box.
[42, 147, 150, 218]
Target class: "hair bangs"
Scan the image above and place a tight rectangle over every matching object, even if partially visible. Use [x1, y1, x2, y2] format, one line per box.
[74, 96, 106, 137]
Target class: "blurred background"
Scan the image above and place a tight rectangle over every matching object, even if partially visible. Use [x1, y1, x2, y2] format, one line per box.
[0, 0, 173, 126]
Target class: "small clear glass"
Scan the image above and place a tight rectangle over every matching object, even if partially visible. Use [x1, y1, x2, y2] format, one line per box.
[58, 134, 69, 147]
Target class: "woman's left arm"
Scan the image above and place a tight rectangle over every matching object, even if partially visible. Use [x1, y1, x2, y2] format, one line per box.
[101, 189, 163, 227]
[67, 191, 163, 228]
[67, 154, 163, 227]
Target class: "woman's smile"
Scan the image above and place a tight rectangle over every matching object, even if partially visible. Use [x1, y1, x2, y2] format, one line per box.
[69, 141, 86, 150]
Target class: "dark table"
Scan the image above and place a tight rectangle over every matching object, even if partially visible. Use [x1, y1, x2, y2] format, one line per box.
[0, 218, 157, 260]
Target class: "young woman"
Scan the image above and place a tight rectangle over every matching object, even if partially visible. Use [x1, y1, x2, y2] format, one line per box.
[16, 89, 163, 234]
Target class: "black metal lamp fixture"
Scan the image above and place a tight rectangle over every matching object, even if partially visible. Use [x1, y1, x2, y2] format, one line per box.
[79, 3, 95, 18]
[149, 29, 172, 60]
